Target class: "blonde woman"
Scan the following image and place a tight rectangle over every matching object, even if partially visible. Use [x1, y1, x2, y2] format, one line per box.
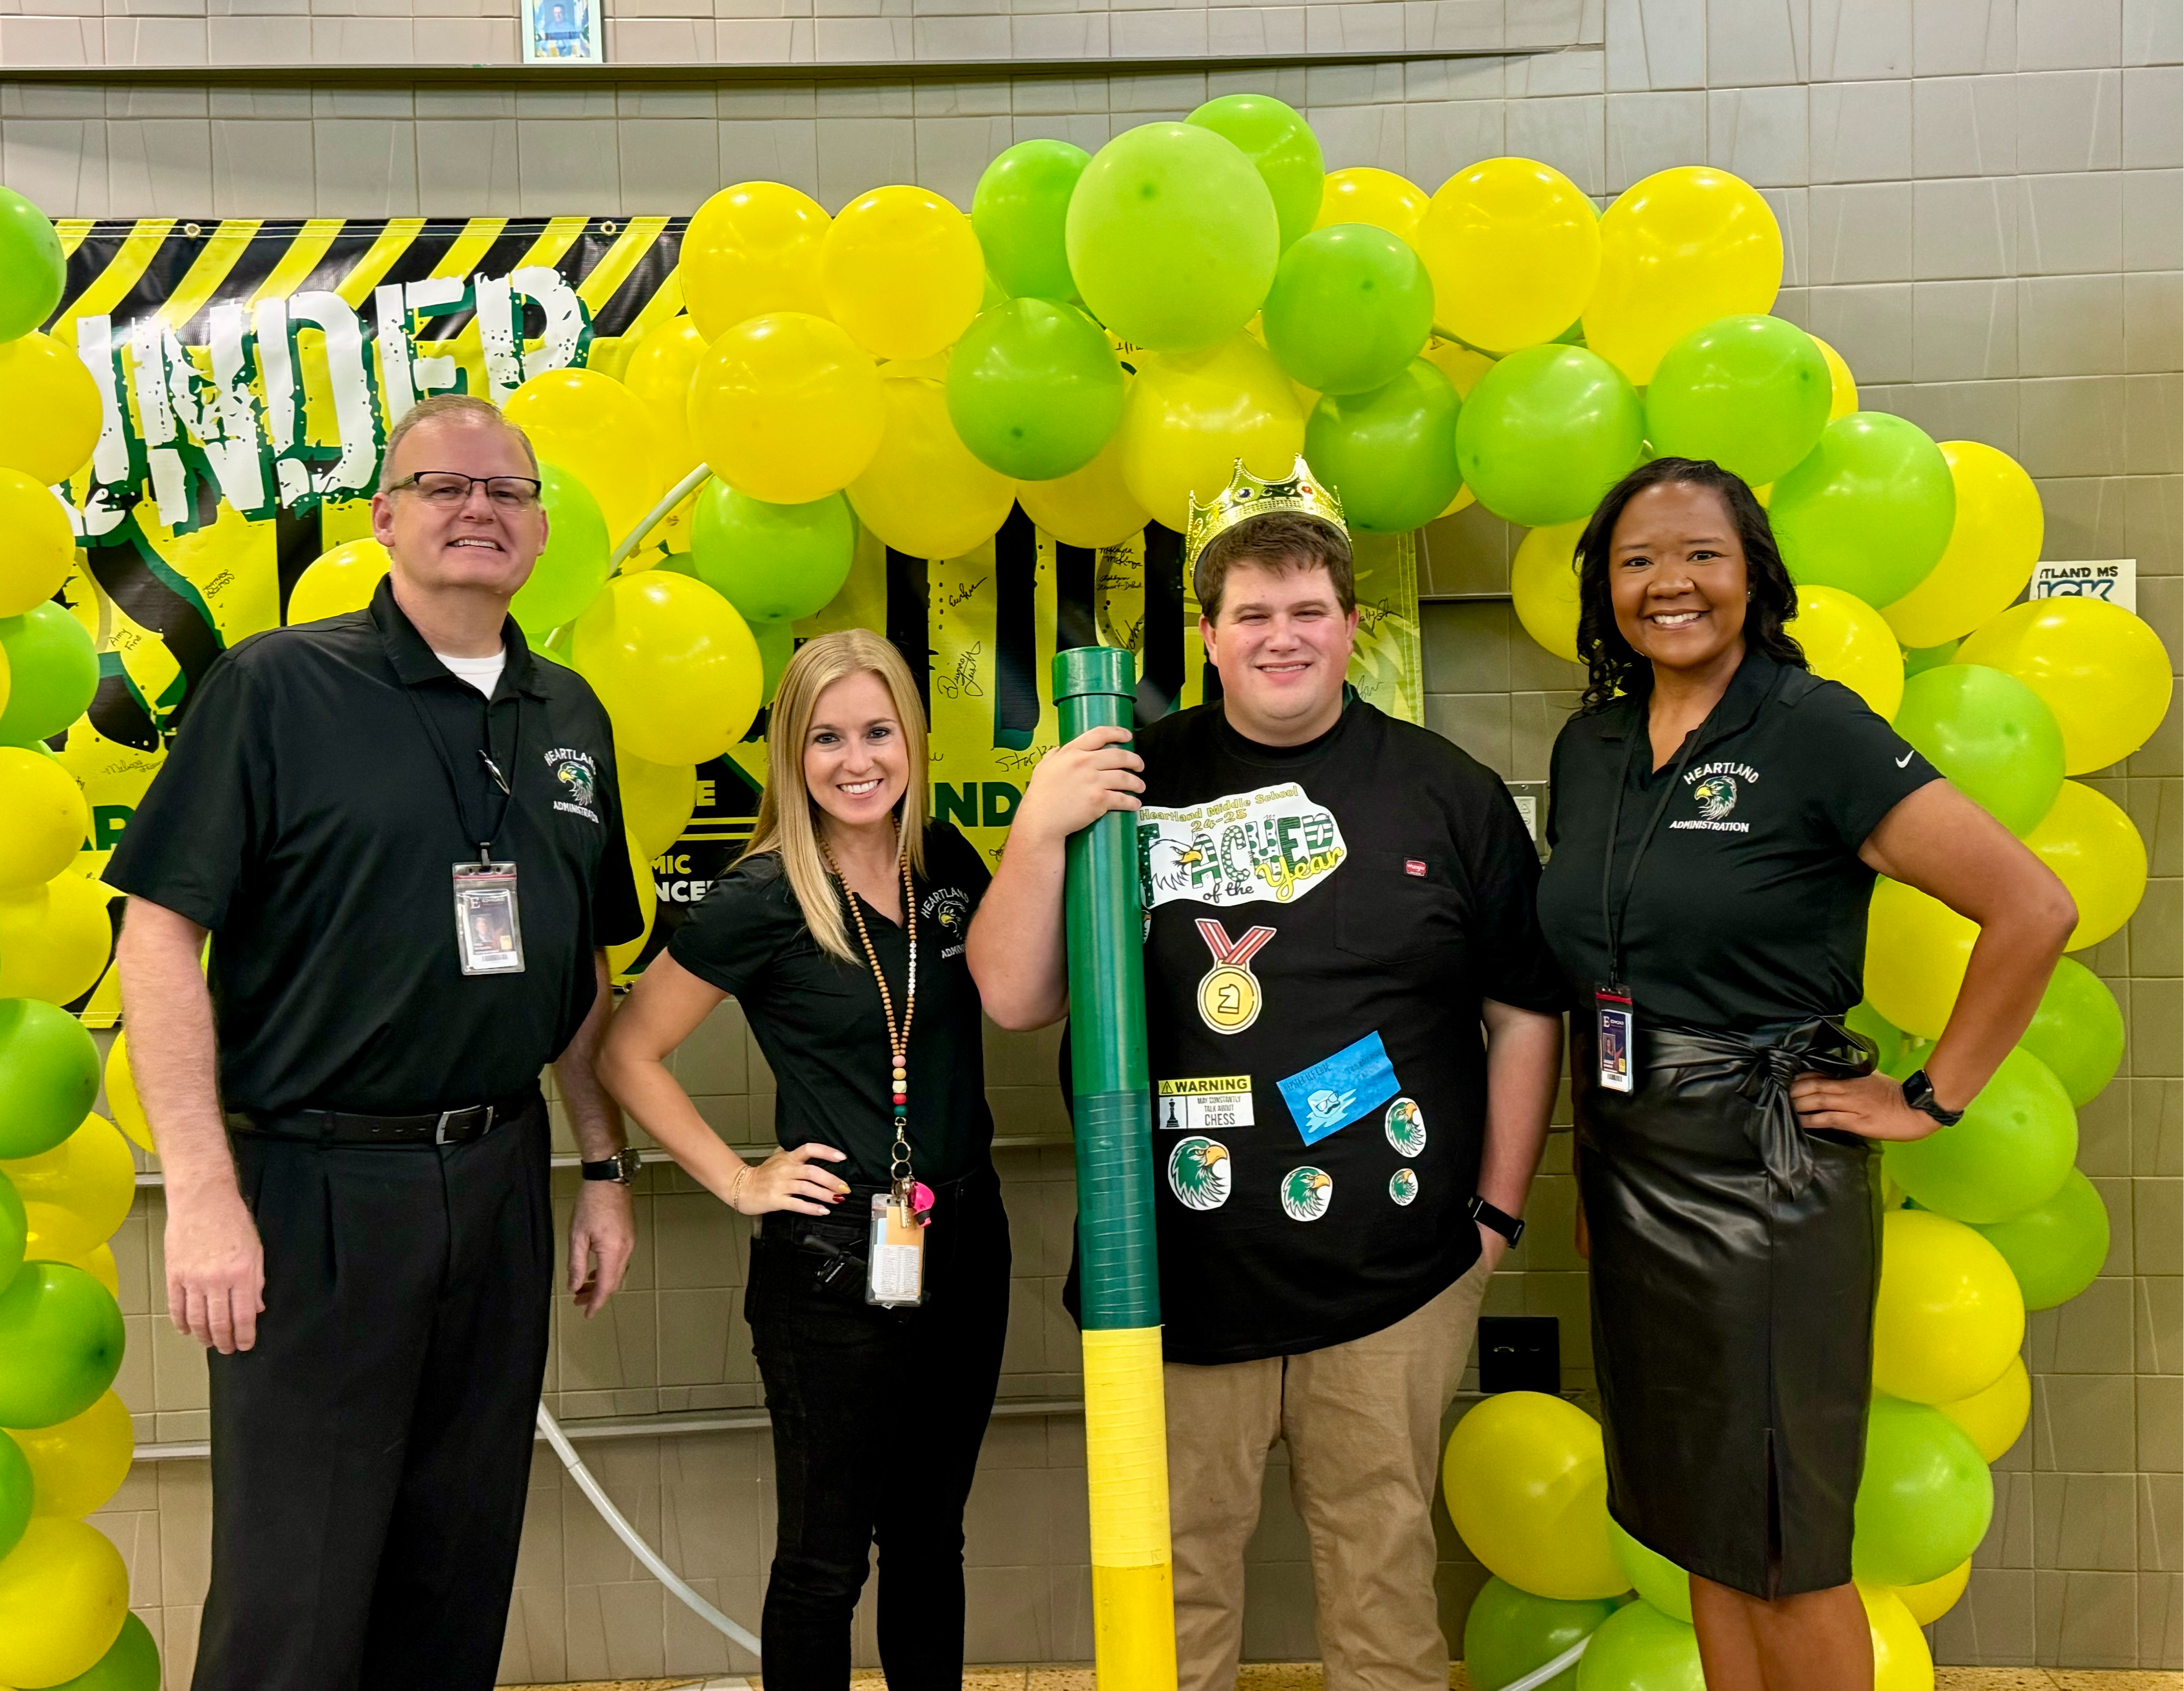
[599, 630, 1009, 1691]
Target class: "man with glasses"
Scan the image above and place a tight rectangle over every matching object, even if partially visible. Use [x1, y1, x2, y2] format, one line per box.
[109, 392, 649, 1691]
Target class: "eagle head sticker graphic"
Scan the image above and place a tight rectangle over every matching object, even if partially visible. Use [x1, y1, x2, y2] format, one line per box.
[1167, 1136, 1231, 1212]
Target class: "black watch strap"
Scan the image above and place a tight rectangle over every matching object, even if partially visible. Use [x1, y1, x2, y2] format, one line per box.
[1901, 1069, 1965, 1128]
[1469, 1196, 1525, 1247]
[581, 1148, 643, 1184]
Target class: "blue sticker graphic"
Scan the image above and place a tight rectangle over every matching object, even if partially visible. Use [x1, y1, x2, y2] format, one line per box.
[1277, 1032, 1401, 1147]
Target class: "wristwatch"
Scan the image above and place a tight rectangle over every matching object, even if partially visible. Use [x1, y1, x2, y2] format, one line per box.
[1469, 1196, 1526, 1247]
[581, 1148, 644, 1184]
[1900, 1070, 1965, 1128]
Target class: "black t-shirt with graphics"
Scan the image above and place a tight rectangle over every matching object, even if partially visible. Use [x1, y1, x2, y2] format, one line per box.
[1122, 697, 1565, 1366]
[668, 823, 994, 1187]
[1536, 648, 1943, 1034]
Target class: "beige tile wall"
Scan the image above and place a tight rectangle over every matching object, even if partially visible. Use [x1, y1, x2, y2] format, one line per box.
[19, 0, 2179, 1676]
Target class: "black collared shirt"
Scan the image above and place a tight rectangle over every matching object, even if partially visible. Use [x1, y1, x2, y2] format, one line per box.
[1537, 648, 1941, 1034]
[107, 576, 645, 1116]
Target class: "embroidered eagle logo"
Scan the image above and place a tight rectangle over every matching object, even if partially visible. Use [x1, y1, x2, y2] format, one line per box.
[1691, 775, 1738, 821]
[1167, 1136, 1231, 1212]
[1280, 1166, 1332, 1222]
[555, 759, 595, 807]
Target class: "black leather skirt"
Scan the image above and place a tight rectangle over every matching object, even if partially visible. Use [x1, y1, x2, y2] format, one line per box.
[1576, 1018, 1883, 1599]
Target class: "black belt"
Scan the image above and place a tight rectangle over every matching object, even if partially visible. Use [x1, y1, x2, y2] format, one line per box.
[1642, 1019, 1876, 1196]
[226, 1085, 541, 1147]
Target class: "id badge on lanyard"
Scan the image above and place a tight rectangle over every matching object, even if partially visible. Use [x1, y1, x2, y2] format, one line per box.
[866, 1193, 925, 1306]
[454, 860, 526, 975]
[1594, 982, 1634, 1092]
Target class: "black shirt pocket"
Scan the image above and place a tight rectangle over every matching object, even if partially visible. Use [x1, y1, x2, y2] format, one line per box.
[1333, 851, 1467, 964]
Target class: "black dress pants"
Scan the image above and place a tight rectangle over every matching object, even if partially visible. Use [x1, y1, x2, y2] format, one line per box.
[748, 1165, 1011, 1691]
[193, 1096, 553, 1691]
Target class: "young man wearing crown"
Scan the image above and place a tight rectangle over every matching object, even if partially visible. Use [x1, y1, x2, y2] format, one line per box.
[970, 459, 1567, 1690]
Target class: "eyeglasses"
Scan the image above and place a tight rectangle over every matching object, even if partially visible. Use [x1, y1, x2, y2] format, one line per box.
[389, 471, 544, 510]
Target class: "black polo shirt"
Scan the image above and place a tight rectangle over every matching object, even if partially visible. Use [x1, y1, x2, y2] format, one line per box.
[666, 824, 994, 1188]
[1537, 648, 1941, 1034]
[107, 576, 646, 1116]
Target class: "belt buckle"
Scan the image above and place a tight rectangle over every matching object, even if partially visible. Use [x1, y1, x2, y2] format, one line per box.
[434, 1104, 494, 1145]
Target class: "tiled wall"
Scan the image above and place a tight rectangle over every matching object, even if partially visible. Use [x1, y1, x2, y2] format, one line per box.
[14, 0, 2178, 1677]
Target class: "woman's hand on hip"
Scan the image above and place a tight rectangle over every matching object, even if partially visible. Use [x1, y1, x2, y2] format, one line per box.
[1791, 1071, 1943, 1142]
[734, 1142, 853, 1216]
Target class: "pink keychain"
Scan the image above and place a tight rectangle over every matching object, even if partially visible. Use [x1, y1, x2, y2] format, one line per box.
[912, 1181, 936, 1226]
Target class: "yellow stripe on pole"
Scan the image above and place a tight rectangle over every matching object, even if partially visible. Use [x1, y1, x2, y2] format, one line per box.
[1081, 1325, 1173, 1566]
[1093, 1562, 1178, 1691]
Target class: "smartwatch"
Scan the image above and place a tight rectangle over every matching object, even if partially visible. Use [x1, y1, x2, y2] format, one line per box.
[1469, 1196, 1526, 1247]
[1900, 1070, 1965, 1128]
[581, 1147, 644, 1184]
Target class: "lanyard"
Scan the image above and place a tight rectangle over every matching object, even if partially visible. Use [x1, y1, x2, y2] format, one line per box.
[820, 839, 920, 1207]
[403, 680, 523, 866]
[1597, 698, 1717, 987]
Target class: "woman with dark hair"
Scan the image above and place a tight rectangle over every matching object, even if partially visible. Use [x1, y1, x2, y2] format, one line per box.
[1535, 458, 2074, 1690]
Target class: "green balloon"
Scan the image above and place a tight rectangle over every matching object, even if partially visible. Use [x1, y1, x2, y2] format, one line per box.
[972, 140, 1090, 302]
[36, 1610, 161, 1691]
[946, 298, 1125, 481]
[689, 482, 855, 624]
[1573, 1599, 1703, 1691]
[0, 1430, 30, 1561]
[1261, 224, 1436, 397]
[2021, 957, 2125, 1107]
[1882, 1046, 2076, 1225]
[1456, 345, 1645, 527]
[1607, 1518, 1691, 1624]
[1893, 664, 2065, 835]
[1644, 315, 1831, 488]
[752, 616, 795, 705]
[0, 187, 65, 342]
[510, 464, 611, 637]
[1854, 1396, 1993, 1587]
[1903, 639, 1959, 677]
[1770, 412, 1955, 606]
[0, 1171, 23, 1297]
[1065, 121, 1279, 352]
[1975, 1167, 2110, 1311]
[1185, 93, 1325, 251]
[0, 1262, 125, 1428]
[1463, 1576, 1620, 1691]
[0, 602, 100, 747]
[1305, 360, 1461, 535]
[1843, 999, 1906, 1077]
[0, 999, 100, 1160]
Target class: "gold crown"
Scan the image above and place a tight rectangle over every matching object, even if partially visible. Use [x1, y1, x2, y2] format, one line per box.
[1184, 456, 1348, 568]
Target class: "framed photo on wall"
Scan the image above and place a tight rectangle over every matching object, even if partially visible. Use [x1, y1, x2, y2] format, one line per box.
[522, 0, 602, 62]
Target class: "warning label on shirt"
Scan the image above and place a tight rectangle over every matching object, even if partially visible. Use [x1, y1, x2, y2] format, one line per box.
[1157, 1076, 1256, 1133]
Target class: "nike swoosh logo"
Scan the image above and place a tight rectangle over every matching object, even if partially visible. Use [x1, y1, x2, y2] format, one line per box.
[1896, 750, 1915, 767]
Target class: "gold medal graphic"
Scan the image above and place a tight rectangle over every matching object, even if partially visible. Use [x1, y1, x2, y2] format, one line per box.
[1194, 918, 1276, 1035]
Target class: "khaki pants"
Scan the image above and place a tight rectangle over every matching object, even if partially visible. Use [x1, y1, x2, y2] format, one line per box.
[1163, 1257, 1493, 1691]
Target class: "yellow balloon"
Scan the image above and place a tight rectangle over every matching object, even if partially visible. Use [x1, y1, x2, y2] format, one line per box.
[1422, 339, 1496, 399]
[32, 1240, 118, 1298]
[0, 747, 88, 890]
[1511, 520, 1585, 664]
[287, 538, 390, 625]
[1882, 443, 2043, 648]
[1865, 878, 1977, 1039]
[620, 754, 698, 861]
[1955, 598, 2175, 776]
[1892, 1560, 1971, 1628]
[848, 373, 1016, 560]
[820, 186, 985, 363]
[1440, 1390, 1629, 1600]
[1313, 167, 1430, 242]
[570, 573, 762, 766]
[682, 181, 831, 340]
[0, 332, 102, 487]
[9, 1389, 133, 1518]
[1414, 157, 1601, 354]
[1117, 333, 1307, 532]
[606, 829, 657, 979]
[1812, 334, 1858, 419]
[1018, 428, 1150, 550]
[1583, 167, 1785, 386]
[621, 315, 710, 480]
[103, 1033, 152, 1155]
[2, 1112, 137, 1259]
[1858, 1584, 1936, 1691]
[688, 312, 885, 507]
[2021, 780, 2148, 951]
[0, 873, 113, 1005]
[1790, 584, 1904, 721]
[503, 369, 668, 552]
[0, 1517, 129, 1688]
[1873, 1209, 2025, 1405]
[0, 467, 76, 621]
[1936, 1354, 2030, 1463]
